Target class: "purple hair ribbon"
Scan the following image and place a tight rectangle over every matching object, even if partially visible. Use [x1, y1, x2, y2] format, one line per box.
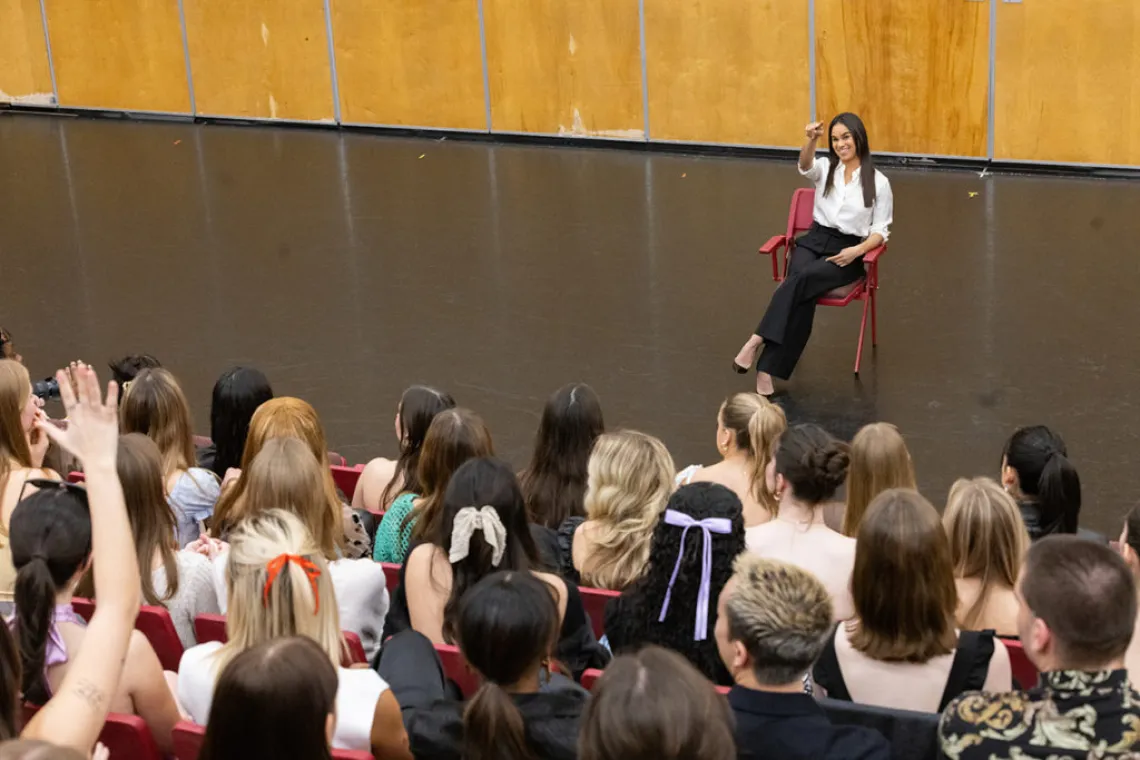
[657, 509, 733, 641]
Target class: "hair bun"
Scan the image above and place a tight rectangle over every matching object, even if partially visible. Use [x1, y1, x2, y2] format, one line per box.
[805, 442, 849, 491]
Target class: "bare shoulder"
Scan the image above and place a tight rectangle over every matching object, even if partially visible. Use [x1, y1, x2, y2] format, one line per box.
[534, 571, 568, 602]
[362, 457, 397, 480]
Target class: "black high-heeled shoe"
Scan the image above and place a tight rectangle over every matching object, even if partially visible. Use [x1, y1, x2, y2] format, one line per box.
[732, 362, 749, 375]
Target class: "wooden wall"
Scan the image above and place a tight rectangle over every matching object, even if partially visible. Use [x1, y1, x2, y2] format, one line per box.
[8, 0, 1140, 167]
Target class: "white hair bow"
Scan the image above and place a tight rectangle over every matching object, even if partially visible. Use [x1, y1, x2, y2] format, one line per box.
[448, 506, 507, 567]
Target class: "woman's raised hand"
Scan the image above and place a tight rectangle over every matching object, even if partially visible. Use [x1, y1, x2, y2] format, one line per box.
[805, 121, 824, 141]
[35, 365, 119, 470]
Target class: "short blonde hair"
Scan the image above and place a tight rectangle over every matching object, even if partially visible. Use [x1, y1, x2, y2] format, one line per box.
[943, 477, 1029, 629]
[581, 431, 675, 590]
[843, 422, 916, 537]
[724, 554, 833, 684]
[217, 510, 342, 676]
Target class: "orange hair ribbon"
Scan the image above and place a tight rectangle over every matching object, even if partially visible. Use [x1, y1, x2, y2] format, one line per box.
[262, 553, 322, 614]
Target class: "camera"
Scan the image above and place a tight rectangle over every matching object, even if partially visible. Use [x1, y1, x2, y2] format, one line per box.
[32, 377, 60, 401]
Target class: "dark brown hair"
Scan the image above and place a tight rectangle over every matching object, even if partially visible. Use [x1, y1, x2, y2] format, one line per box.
[0, 623, 19, 741]
[406, 408, 494, 543]
[1125, 505, 1140, 558]
[773, 424, 850, 505]
[1022, 535, 1136, 669]
[851, 489, 958, 662]
[382, 385, 456, 508]
[200, 636, 337, 760]
[519, 383, 604, 529]
[579, 646, 735, 760]
[118, 433, 180, 606]
[1003, 425, 1081, 535]
[822, 112, 877, 208]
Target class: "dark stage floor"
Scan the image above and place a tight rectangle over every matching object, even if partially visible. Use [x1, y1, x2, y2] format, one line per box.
[2, 114, 1138, 536]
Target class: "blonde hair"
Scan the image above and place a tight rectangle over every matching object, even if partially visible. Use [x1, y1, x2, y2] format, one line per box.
[213, 398, 343, 556]
[216, 510, 342, 675]
[119, 368, 198, 476]
[720, 393, 786, 512]
[943, 477, 1029, 630]
[0, 361, 32, 493]
[581, 431, 675, 590]
[842, 423, 916, 537]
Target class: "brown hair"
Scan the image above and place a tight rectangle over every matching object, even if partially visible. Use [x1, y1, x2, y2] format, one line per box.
[943, 477, 1029, 630]
[1124, 505, 1140, 560]
[406, 408, 494, 543]
[579, 646, 735, 760]
[1022, 535, 1136, 669]
[720, 393, 786, 512]
[118, 433, 180, 605]
[851, 489, 958, 662]
[119, 368, 197, 476]
[843, 423, 916, 536]
[773, 424, 849, 505]
[212, 398, 342, 557]
[0, 360, 33, 494]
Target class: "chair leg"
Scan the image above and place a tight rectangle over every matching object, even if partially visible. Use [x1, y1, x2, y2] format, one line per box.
[854, 298, 869, 374]
[771, 250, 779, 282]
[870, 289, 878, 346]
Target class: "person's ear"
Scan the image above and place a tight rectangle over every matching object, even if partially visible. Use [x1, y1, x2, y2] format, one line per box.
[1001, 465, 1018, 492]
[1030, 617, 1052, 659]
[732, 641, 750, 673]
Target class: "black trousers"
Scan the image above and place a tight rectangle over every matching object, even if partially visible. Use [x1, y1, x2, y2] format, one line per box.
[755, 223, 865, 380]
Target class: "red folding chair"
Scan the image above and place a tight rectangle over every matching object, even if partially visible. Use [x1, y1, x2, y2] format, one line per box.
[327, 451, 347, 467]
[380, 563, 401, 594]
[1000, 637, 1039, 690]
[193, 613, 228, 645]
[760, 187, 888, 374]
[67, 471, 85, 484]
[435, 642, 481, 698]
[137, 605, 186, 672]
[24, 704, 162, 760]
[343, 631, 368, 666]
[581, 668, 604, 690]
[579, 586, 619, 640]
[72, 596, 95, 621]
[331, 464, 365, 500]
[174, 721, 374, 759]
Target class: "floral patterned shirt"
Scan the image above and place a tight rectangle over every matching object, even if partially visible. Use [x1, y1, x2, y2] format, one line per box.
[940, 669, 1140, 760]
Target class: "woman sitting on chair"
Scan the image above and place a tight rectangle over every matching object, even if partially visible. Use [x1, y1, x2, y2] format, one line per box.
[733, 113, 893, 396]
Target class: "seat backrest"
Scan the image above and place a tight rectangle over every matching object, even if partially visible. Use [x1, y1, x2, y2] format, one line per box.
[1000, 637, 1039, 690]
[194, 614, 228, 645]
[172, 720, 205, 760]
[67, 471, 85, 484]
[72, 597, 95, 622]
[331, 465, 364, 500]
[380, 563, 401, 594]
[98, 713, 165, 760]
[435, 643, 481, 698]
[579, 586, 620, 640]
[787, 187, 816, 241]
[343, 631, 367, 666]
[819, 697, 940, 760]
[137, 605, 186, 672]
[580, 668, 604, 691]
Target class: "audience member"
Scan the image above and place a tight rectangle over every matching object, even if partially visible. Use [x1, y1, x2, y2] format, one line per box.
[1001, 425, 1083, 540]
[940, 536, 1140, 759]
[199, 636, 341, 760]
[16, 366, 146, 754]
[372, 408, 493, 563]
[943, 477, 1028, 637]
[677, 393, 786, 528]
[178, 510, 407, 758]
[716, 554, 889, 760]
[119, 368, 220, 547]
[579, 646, 736, 760]
[815, 489, 1011, 712]
[836, 422, 915, 536]
[0, 360, 56, 606]
[208, 438, 389, 661]
[107, 354, 161, 388]
[557, 430, 674, 589]
[605, 482, 745, 685]
[353, 386, 455, 512]
[401, 457, 604, 675]
[519, 383, 604, 530]
[382, 571, 587, 760]
[211, 397, 370, 559]
[1115, 506, 1140, 685]
[746, 424, 855, 620]
[117, 433, 219, 647]
[0, 330, 20, 365]
[197, 366, 273, 477]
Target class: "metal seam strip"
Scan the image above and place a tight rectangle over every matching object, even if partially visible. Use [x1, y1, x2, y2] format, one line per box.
[639, 0, 650, 140]
[38, 0, 59, 106]
[987, 0, 997, 159]
[176, 0, 197, 115]
[478, 0, 493, 132]
[808, 0, 816, 123]
[323, 0, 342, 123]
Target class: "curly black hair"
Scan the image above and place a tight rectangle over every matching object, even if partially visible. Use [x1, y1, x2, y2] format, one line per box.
[604, 482, 744, 685]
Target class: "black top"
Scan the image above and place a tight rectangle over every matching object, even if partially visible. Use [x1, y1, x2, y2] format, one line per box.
[813, 629, 995, 713]
[408, 689, 588, 760]
[1019, 500, 1107, 544]
[555, 516, 586, 585]
[730, 686, 890, 760]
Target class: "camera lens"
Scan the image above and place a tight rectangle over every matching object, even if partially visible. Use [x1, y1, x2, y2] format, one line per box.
[31, 378, 61, 401]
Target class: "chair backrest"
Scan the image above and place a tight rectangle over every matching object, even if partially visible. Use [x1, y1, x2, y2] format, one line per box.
[819, 696, 939, 760]
[343, 631, 367, 666]
[194, 613, 228, 645]
[137, 605, 186, 672]
[435, 642, 481, 698]
[331, 464, 364, 500]
[24, 704, 162, 760]
[380, 563, 401, 594]
[174, 721, 375, 760]
[1000, 637, 1039, 690]
[581, 668, 603, 690]
[72, 596, 95, 622]
[788, 187, 816, 241]
[327, 451, 347, 467]
[67, 471, 85, 484]
[579, 586, 620, 640]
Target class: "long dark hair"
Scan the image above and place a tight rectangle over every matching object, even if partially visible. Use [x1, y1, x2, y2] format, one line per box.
[382, 386, 456, 508]
[822, 112, 877, 208]
[520, 383, 604, 529]
[208, 367, 274, 477]
[200, 636, 336, 760]
[118, 434, 179, 605]
[436, 458, 539, 642]
[456, 572, 560, 760]
[1003, 425, 1081, 535]
[613, 483, 744, 685]
[10, 487, 92, 705]
[0, 624, 19, 740]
